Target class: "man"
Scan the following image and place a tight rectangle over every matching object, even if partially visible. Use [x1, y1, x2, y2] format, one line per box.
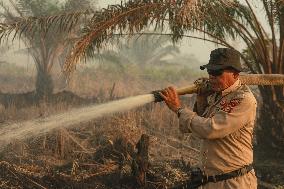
[160, 48, 257, 189]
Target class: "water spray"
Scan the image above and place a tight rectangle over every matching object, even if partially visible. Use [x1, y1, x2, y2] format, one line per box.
[0, 74, 284, 147]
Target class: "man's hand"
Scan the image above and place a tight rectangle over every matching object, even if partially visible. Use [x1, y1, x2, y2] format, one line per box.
[159, 86, 181, 113]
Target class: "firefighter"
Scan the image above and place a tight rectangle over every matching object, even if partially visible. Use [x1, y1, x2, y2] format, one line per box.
[160, 48, 257, 189]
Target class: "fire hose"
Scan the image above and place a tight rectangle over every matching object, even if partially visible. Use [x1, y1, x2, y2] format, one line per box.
[153, 74, 284, 102]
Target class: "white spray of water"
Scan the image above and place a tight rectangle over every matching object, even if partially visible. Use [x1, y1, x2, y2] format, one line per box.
[0, 94, 155, 146]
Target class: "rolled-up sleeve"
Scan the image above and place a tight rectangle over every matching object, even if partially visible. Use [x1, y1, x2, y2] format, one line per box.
[178, 93, 257, 139]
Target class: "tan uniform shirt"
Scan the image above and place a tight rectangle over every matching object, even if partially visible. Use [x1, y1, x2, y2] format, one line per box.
[178, 79, 257, 189]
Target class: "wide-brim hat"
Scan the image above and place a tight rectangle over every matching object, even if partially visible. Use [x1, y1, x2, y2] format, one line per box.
[200, 48, 242, 72]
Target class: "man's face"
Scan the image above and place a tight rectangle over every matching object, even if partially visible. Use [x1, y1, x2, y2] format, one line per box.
[207, 69, 238, 92]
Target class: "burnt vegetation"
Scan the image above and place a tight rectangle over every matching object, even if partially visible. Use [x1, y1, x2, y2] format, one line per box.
[0, 0, 284, 188]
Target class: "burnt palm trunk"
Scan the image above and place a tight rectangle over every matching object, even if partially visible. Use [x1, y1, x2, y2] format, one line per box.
[257, 86, 284, 150]
[256, 3, 284, 150]
[279, 3, 284, 77]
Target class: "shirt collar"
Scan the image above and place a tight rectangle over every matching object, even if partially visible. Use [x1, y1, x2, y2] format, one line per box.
[221, 79, 241, 96]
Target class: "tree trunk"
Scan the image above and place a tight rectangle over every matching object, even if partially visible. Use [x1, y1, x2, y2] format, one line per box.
[131, 134, 150, 188]
[279, 3, 284, 69]
[257, 86, 284, 150]
[35, 67, 54, 101]
[257, 3, 284, 150]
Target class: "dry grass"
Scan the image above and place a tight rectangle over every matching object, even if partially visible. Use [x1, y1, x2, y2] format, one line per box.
[0, 63, 201, 188]
[1, 63, 284, 188]
[0, 103, 200, 188]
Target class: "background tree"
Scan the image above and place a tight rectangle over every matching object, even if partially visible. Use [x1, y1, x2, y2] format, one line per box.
[1, 0, 284, 149]
[0, 0, 93, 100]
[96, 34, 180, 68]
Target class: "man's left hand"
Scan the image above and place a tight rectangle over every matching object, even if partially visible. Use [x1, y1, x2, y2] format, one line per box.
[159, 86, 181, 113]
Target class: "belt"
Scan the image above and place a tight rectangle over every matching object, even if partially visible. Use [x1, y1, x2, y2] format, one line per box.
[205, 164, 254, 183]
[170, 164, 254, 189]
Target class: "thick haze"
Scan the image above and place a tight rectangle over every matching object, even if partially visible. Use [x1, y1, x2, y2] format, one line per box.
[3, 0, 270, 68]
[99, 0, 216, 64]
[98, 0, 270, 63]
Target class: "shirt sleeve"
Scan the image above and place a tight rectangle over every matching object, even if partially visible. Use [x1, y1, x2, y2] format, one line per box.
[178, 93, 257, 139]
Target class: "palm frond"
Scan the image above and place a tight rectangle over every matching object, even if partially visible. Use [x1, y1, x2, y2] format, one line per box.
[63, 0, 245, 74]
[146, 45, 180, 65]
[63, 1, 171, 73]
[95, 50, 130, 67]
[0, 8, 92, 43]
[1, 0, 280, 76]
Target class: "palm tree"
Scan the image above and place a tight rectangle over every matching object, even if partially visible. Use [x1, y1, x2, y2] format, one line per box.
[96, 34, 180, 67]
[0, 0, 93, 100]
[1, 0, 284, 149]
[0, 45, 9, 64]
